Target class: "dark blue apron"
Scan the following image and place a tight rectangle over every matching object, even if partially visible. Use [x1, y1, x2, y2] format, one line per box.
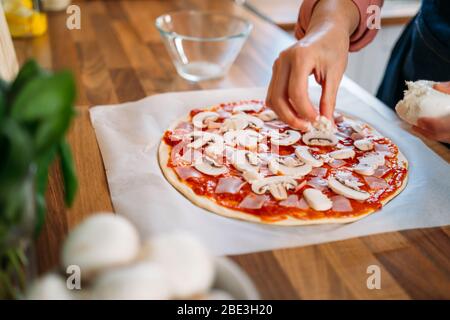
[376, 0, 450, 109]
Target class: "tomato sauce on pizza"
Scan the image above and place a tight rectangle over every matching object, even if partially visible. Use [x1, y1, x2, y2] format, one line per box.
[160, 100, 408, 224]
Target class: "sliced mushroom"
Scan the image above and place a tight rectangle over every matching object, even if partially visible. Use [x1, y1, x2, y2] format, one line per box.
[268, 156, 312, 178]
[192, 111, 219, 128]
[220, 113, 263, 131]
[347, 119, 365, 134]
[353, 163, 376, 176]
[251, 176, 298, 200]
[229, 150, 260, 173]
[258, 143, 269, 153]
[352, 152, 385, 176]
[187, 131, 223, 149]
[354, 138, 374, 151]
[224, 129, 262, 149]
[312, 116, 335, 132]
[269, 130, 301, 146]
[302, 131, 338, 146]
[358, 152, 385, 167]
[241, 114, 264, 129]
[194, 157, 228, 176]
[204, 143, 224, 160]
[257, 109, 278, 121]
[303, 188, 332, 211]
[221, 116, 248, 131]
[328, 176, 370, 201]
[328, 148, 355, 160]
[295, 146, 324, 167]
[233, 103, 263, 113]
[242, 170, 264, 183]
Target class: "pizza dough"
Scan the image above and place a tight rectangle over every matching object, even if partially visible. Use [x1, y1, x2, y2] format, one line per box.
[395, 80, 450, 125]
[159, 101, 408, 226]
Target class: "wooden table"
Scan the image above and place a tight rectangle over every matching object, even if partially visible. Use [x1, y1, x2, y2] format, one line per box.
[13, 0, 450, 299]
[246, 0, 421, 30]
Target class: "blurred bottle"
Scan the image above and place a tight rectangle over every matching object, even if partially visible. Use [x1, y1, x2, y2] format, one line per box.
[2, 0, 47, 38]
[41, 0, 71, 11]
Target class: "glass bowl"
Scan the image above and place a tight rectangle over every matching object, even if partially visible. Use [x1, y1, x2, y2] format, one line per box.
[155, 10, 253, 82]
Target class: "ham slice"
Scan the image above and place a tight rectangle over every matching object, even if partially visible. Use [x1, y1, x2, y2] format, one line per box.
[175, 121, 194, 132]
[294, 180, 307, 192]
[279, 194, 309, 209]
[373, 165, 390, 178]
[175, 166, 203, 180]
[351, 132, 364, 141]
[279, 195, 299, 207]
[374, 143, 393, 157]
[363, 176, 388, 190]
[171, 128, 191, 141]
[238, 194, 268, 209]
[331, 195, 353, 212]
[215, 177, 245, 194]
[329, 159, 346, 168]
[307, 177, 328, 191]
[179, 148, 202, 164]
[310, 167, 327, 177]
[171, 140, 189, 165]
[297, 197, 309, 209]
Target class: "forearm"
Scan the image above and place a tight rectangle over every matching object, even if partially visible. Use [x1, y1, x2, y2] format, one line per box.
[306, 0, 359, 38]
[296, 0, 384, 52]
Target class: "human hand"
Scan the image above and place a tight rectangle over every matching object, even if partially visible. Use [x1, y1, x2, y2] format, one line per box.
[413, 115, 450, 144]
[265, 0, 359, 130]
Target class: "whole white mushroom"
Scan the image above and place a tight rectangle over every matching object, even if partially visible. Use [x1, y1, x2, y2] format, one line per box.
[26, 273, 74, 300]
[140, 233, 215, 299]
[61, 213, 140, 280]
[91, 262, 171, 300]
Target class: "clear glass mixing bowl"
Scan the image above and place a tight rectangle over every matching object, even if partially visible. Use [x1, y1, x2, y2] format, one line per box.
[155, 10, 253, 82]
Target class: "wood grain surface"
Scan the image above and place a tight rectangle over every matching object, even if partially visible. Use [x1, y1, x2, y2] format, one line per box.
[12, 0, 449, 299]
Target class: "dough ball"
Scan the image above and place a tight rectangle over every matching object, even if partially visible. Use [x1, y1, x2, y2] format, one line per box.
[395, 80, 450, 125]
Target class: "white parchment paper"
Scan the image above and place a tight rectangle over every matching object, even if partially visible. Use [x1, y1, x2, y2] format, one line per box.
[90, 81, 450, 256]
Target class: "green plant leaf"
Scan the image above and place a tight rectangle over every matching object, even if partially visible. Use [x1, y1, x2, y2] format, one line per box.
[34, 146, 57, 195]
[11, 71, 75, 121]
[8, 60, 44, 104]
[0, 119, 33, 193]
[10, 71, 76, 153]
[34, 106, 74, 153]
[58, 139, 78, 206]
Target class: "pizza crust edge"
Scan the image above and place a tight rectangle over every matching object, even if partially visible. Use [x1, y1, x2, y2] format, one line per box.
[158, 113, 409, 226]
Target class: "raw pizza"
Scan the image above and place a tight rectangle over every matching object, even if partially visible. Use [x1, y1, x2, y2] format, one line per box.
[158, 100, 408, 225]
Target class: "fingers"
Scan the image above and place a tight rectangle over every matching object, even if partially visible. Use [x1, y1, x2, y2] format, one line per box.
[267, 57, 310, 131]
[413, 116, 450, 143]
[412, 125, 444, 141]
[319, 70, 341, 120]
[417, 117, 448, 133]
[288, 57, 318, 122]
[265, 59, 278, 107]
